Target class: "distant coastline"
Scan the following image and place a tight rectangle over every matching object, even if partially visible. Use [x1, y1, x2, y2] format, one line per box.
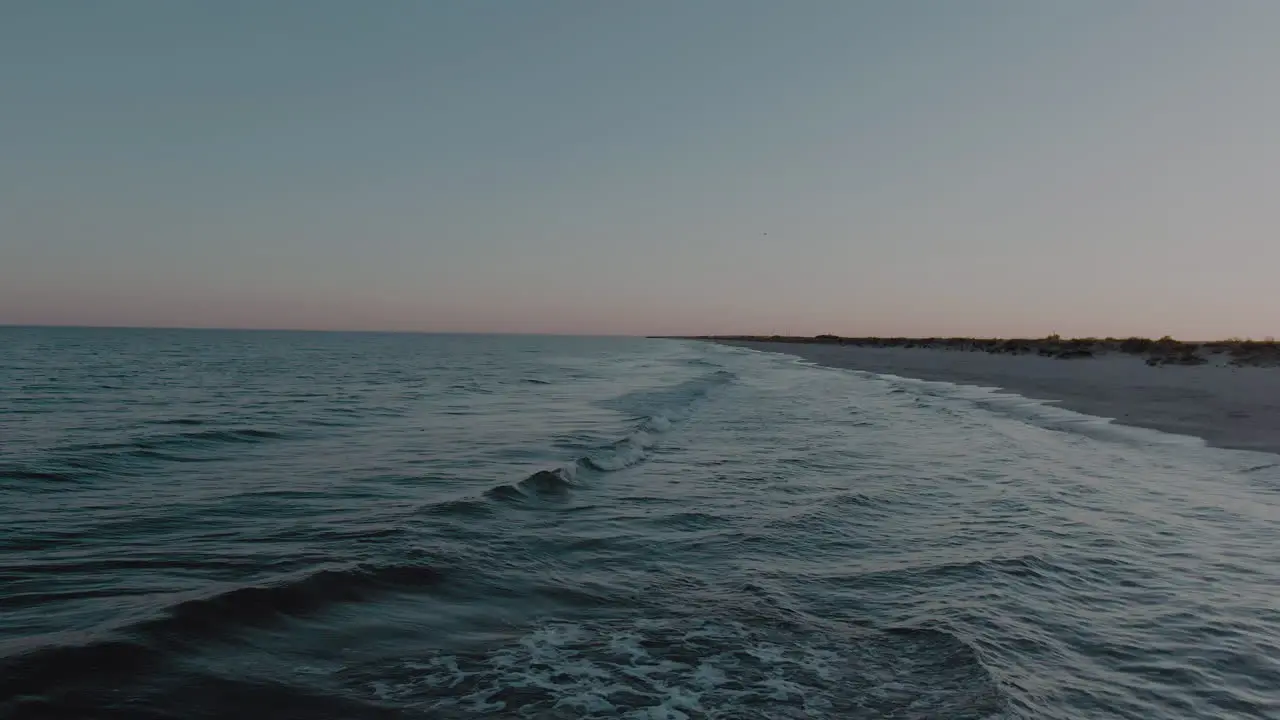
[657, 335, 1280, 368]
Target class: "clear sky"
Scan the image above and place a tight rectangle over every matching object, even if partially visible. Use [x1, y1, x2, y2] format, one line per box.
[3, 1, 1277, 338]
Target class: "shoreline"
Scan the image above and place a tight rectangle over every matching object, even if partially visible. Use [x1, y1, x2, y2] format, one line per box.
[673, 334, 1280, 367]
[712, 339, 1280, 457]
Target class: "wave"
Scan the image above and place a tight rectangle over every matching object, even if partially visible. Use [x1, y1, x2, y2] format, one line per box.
[583, 368, 732, 467]
[654, 511, 730, 530]
[519, 467, 576, 494]
[828, 491, 882, 507]
[0, 638, 157, 713]
[826, 553, 1060, 590]
[419, 498, 495, 518]
[1242, 462, 1278, 474]
[144, 417, 208, 427]
[0, 563, 444, 701]
[579, 428, 656, 472]
[150, 564, 442, 636]
[483, 416, 665, 501]
[135, 428, 286, 448]
[5, 428, 292, 485]
[483, 484, 528, 502]
[874, 625, 1008, 714]
[129, 449, 224, 464]
[8, 672, 398, 720]
[598, 369, 734, 418]
[479, 366, 734, 502]
[0, 466, 82, 484]
[479, 416, 663, 501]
[485, 467, 577, 501]
[60, 429, 288, 453]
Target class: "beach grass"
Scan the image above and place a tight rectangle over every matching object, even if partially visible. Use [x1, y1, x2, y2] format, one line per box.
[679, 335, 1280, 367]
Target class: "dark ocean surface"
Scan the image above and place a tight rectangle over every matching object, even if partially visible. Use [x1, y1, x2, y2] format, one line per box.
[2, 328, 1278, 719]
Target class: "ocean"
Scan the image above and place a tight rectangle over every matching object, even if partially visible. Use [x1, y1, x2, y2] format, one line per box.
[2, 328, 1277, 719]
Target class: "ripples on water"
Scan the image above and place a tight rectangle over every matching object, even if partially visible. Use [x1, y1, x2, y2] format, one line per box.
[1, 328, 1278, 719]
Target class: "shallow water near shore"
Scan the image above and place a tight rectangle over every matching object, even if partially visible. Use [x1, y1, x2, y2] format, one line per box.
[2, 328, 1278, 719]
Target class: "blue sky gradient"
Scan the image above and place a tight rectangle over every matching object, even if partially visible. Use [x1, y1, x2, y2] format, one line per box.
[3, 1, 1277, 337]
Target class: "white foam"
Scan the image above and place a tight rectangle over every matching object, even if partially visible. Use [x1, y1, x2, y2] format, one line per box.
[370, 617, 1004, 718]
[865, 371, 1210, 450]
[644, 414, 672, 432]
[582, 415, 671, 472]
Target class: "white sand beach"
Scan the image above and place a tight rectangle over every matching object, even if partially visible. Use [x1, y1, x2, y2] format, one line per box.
[720, 341, 1280, 456]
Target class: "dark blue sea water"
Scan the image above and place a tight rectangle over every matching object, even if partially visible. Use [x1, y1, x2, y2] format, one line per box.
[2, 328, 1278, 719]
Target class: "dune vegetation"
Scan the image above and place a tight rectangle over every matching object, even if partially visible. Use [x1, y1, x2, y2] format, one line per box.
[692, 335, 1280, 367]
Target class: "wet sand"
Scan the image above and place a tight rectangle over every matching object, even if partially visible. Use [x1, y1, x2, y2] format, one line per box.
[719, 341, 1280, 456]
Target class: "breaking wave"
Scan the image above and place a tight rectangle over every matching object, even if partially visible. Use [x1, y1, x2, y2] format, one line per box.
[485, 467, 578, 501]
[484, 368, 734, 500]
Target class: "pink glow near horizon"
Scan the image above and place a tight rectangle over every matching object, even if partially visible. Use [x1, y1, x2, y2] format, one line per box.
[3, 3, 1277, 339]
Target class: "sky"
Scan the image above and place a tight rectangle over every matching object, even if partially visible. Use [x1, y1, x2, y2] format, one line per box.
[2, 1, 1278, 338]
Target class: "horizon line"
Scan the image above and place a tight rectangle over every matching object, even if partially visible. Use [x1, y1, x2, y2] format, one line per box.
[2, 324, 1275, 344]
[0, 323, 645, 337]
